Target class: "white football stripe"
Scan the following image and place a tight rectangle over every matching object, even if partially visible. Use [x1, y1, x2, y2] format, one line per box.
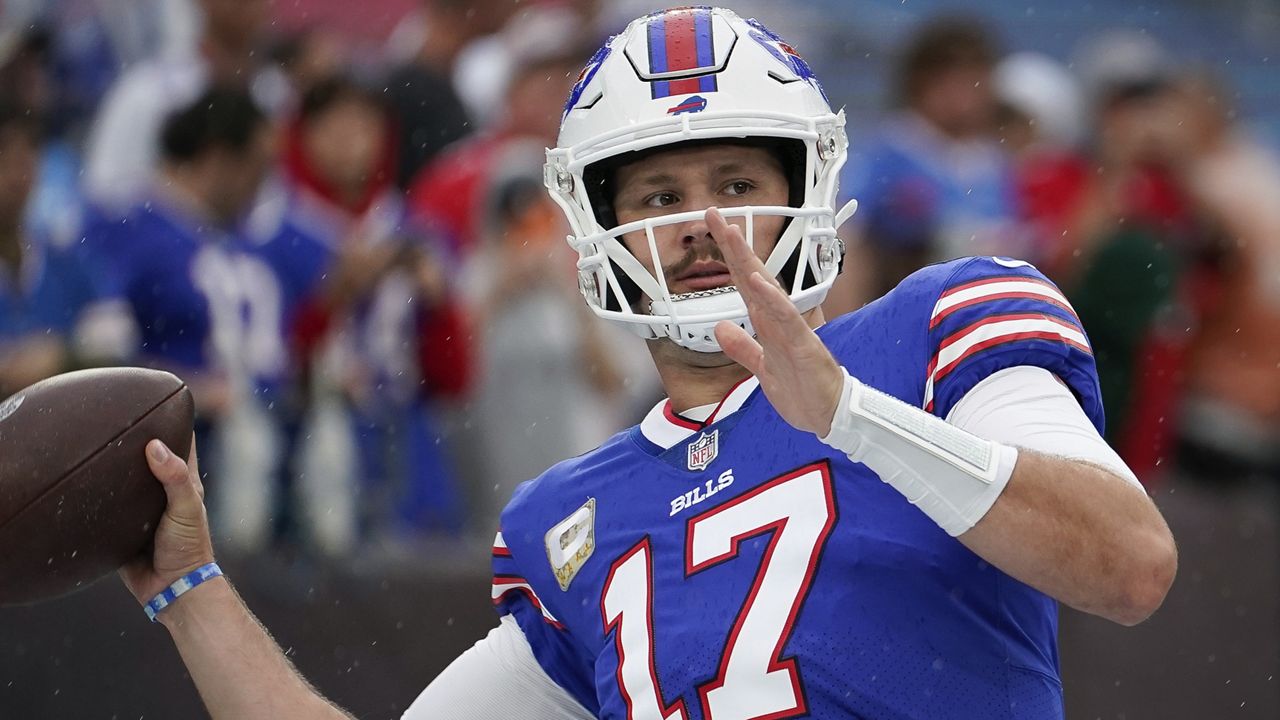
[640, 400, 697, 449]
[924, 317, 1090, 409]
[491, 579, 561, 624]
[639, 377, 761, 450]
[493, 532, 507, 549]
[933, 280, 1076, 319]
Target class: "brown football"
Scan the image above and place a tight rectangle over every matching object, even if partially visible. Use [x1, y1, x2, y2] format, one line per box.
[0, 367, 194, 605]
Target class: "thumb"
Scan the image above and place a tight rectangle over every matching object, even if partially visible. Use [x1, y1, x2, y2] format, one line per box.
[146, 439, 204, 519]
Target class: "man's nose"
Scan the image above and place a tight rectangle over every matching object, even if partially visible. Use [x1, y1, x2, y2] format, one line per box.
[675, 199, 717, 248]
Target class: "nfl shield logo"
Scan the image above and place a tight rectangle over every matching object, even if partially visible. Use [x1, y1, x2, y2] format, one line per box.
[687, 430, 719, 471]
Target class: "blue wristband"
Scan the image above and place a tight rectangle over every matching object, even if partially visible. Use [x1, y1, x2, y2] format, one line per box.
[144, 562, 223, 622]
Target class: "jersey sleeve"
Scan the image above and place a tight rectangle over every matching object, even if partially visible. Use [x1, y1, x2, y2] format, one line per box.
[491, 527, 599, 716]
[922, 256, 1104, 432]
[403, 616, 594, 720]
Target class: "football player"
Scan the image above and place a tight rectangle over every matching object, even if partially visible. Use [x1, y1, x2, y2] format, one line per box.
[124, 8, 1176, 720]
[84, 87, 293, 550]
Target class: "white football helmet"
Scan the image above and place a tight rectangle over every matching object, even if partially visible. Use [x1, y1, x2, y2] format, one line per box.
[545, 6, 858, 352]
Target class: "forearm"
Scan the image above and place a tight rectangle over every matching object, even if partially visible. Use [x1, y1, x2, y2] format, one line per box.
[959, 451, 1176, 625]
[158, 577, 353, 720]
[820, 367, 1176, 624]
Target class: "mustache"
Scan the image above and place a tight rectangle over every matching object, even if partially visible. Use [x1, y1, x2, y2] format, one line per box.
[663, 245, 727, 279]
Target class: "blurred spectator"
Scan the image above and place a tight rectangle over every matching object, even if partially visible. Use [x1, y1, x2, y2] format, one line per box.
[0, 25, 86, 247]
[994, 52, 1090, 282]
[461, 143, 651, 528]
[38, 0, 198, 135]
[404, 24, 602, 527]
[383, 0, 516, 188]
[266, 27, 348, 112]
[0, 26, 54, 133]
[452, 3, 601, 128]
[1167, 71, 1280, 487]
[272, 74, 473, 545]
[1065, 38, 1203, 481]
[82, 0, 276, 209]
[840, 16, 1022, 300]
[0, 95, 125, 396]
[84, 87, 285, 548]
[407, 29, 587, 260]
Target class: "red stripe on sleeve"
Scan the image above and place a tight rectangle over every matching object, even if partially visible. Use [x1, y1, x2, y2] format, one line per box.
[936, 312, 1081, 354]
[930, 291, 1080, 329]
[934, 330, 1093, 383]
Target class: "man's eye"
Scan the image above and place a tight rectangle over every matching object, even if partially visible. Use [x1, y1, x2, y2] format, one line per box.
[644, 192, 679, 208]
[724, 180, 755, 196]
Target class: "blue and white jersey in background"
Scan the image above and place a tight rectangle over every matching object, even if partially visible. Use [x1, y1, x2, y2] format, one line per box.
[843, 114, 1027, 264]
[492, 256, 1100, 720]
[86, 198, 287, 390]
[0, 229, 107, 342]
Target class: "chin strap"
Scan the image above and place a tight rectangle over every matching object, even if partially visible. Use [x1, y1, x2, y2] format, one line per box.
[819, 368, 1019, 536]
[649, 286, 755, 353]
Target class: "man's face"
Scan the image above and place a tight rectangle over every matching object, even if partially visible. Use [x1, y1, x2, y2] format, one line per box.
[302, 97, 387, 198]
[916, 63, 995, 139]
[611, 143, 789, 301]
[208, 124, 276, 224]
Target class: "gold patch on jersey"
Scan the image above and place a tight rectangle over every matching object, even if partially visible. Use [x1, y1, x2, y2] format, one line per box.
[545, 498, 596, 591]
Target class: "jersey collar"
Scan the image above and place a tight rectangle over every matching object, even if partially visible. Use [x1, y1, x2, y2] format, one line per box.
[639, 375, 760, 450]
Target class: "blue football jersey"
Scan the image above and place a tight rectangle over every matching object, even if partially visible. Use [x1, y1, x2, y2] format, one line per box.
[491, 256, 1101, 720]
[253, 186, 449, 407]
[87, 199, 288, 384]
[0, 232, 107, 341]
[842, 117, 1026, 263]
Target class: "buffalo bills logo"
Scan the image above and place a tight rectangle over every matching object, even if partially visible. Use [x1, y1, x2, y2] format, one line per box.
[667, 95, 708, 115]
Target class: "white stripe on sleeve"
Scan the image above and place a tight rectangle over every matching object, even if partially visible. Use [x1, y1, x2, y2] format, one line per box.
[933, 279, 1077, 319]
[924, 317, 1091, 410]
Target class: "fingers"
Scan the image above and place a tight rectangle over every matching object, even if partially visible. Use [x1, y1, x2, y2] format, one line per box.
[186, 435, 206, 502]
[146, 439, 206, 519]
[747, 272, 813, 341]
[706, 207, 814, 347]
[706, 207, 767, 286]
[714, 320, 765, 376]
[707, 208, 793, 324]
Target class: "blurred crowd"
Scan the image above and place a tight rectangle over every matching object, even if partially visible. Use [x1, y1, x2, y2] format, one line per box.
[1, 0, 1277, 557]
[834, 16, 1280, 496]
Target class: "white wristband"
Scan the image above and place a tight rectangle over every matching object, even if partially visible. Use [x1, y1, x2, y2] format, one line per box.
[820, 369, 1018, 536]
